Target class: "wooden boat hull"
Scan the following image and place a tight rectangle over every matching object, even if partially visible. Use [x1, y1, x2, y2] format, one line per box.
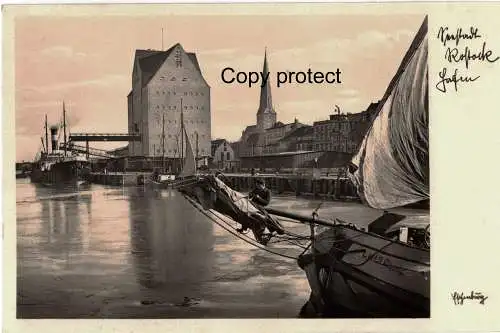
[299, 224, 430, 318]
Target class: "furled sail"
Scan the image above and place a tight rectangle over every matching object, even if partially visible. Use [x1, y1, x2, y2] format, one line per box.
[179, 127, 197, 178]
[348, 17, 429, 209]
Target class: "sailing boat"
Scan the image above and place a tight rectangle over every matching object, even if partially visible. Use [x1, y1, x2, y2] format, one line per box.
[171, 98, 197, 181]
[149, 98, 198, 188]
[295, 17, 430, 317]
[178, 125, 197, 179]
[171, 114, 200, 193]
[175, 128, 286, 244]
[174, 102, 284, 244]
[176, 17, 429, 317]
[149, 113, 176, 188]
[30, 103, 91, 187]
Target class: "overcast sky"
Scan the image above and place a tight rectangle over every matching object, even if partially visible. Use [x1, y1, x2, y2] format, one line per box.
[15, 14, 424, 161]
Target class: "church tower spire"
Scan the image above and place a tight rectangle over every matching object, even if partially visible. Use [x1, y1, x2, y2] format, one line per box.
[257, 48, 276, 130]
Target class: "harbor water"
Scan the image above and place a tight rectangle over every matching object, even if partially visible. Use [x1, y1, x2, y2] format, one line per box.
[16, 178, 404, 318]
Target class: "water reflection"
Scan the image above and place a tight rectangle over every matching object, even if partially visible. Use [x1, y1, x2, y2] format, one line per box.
[129, 188, 215, 290]
[17, 181, 311, 318]
[33, 185, 92, 265]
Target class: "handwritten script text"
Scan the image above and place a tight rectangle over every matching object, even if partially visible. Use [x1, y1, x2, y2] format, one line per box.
[451, 291, 488, 305]
[436, 26, 499, 93]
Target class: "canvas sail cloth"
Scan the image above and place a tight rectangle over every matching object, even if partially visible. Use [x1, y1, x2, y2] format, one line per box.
[179, 127, 197, 178]
[349, 18, 429, 209]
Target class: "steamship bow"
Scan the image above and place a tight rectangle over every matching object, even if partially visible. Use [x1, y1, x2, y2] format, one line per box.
[30, 104, 91, 187]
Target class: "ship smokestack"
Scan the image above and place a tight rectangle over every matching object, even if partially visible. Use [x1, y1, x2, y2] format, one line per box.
[50, 126, 58, 152]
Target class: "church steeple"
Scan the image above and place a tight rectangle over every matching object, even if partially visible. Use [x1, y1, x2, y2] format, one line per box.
[257, 48, 276, 130]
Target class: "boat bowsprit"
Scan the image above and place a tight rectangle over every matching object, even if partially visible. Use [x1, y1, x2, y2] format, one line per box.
[178, 174, 286, 246]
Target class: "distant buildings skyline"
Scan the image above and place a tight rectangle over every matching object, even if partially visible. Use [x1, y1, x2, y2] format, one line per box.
[14, 14, 424, 162]
[209, 50, 379, 174]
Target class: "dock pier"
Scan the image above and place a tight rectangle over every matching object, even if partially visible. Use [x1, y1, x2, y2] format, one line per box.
[89, 172, 359, 201]
[223, 174, 358, 201]
[90, 172, 151, 186]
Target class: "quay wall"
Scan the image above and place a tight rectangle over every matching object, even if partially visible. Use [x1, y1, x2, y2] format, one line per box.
[90, 172, 360, 201]
[90, 172, 150, 186]
[223, 175, 359, 200]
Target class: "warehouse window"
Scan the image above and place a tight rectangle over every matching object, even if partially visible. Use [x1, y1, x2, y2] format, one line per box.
[175, 49, 182, 67]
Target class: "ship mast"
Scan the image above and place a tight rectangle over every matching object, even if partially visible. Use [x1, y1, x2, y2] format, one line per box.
[40, 137, 46, 153]
[195, 131, 199, 161]
[44, 114, 49, 154]
[63, 102, 67, 156]
[162, 113, 165, 172]
[180, 98, 184, 170]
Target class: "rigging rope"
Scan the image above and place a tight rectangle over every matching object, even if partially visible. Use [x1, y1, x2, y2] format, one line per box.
[179, 179, 429, 274]
[183, 195, 301, 261]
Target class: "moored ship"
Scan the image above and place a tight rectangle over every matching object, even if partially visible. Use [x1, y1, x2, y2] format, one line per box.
[30, 104, 91, 187]
[296, 16, 430, 317]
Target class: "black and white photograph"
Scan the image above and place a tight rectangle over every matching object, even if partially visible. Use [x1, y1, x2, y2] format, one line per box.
[10, 8, 431, 319]
[5, 3, 500, 329]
